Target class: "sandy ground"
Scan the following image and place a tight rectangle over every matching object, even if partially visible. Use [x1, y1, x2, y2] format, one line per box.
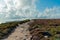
[3, 22, 31, 40]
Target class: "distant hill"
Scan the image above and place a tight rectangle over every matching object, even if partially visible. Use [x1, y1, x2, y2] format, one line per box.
[29, 19, 60, 26]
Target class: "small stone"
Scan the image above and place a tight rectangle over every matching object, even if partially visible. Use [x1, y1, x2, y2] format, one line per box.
[24, 39, 26, 40]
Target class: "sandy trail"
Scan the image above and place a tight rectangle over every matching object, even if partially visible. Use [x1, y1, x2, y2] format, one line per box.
[3, 22, 31, 40]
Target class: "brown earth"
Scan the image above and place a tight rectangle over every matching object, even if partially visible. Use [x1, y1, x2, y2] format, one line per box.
[2, 19, 60, 40]
[28, 19, 60, 40]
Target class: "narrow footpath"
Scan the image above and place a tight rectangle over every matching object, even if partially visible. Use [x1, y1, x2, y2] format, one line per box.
[4, 22, 31, 40]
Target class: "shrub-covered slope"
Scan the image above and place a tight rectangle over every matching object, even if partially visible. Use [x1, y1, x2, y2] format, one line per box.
[28, 19, 60, 40]
[0, 19, 30, 39]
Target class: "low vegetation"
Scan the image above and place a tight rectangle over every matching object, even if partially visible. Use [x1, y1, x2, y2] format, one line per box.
[0, 19, 30, 39]
[29, 19, 60, 40]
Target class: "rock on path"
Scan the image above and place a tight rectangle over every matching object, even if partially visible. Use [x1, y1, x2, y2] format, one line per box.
[3, 22, 31, 40]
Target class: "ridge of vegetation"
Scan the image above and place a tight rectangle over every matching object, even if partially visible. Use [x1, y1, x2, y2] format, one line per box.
[28, 19, 60, 40]
[0, 19, 30, 39]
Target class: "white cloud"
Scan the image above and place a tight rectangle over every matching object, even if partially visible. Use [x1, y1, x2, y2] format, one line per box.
[40, 7, 60, 19]
[0, 0, 38, 22]
[0, 0, 60, 23]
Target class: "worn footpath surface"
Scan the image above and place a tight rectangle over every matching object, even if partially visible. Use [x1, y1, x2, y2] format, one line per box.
[3, 22, 31, 40]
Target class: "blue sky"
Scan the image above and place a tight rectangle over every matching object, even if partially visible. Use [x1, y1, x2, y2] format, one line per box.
[0, 0, 60, 23]
[36, 0, 60, 11]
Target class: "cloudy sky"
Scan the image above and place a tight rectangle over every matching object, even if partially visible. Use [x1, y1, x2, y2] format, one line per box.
[0, 0, 60, 23]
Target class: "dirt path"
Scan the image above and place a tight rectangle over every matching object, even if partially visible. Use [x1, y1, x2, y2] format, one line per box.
[3, 22, 31, 40]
